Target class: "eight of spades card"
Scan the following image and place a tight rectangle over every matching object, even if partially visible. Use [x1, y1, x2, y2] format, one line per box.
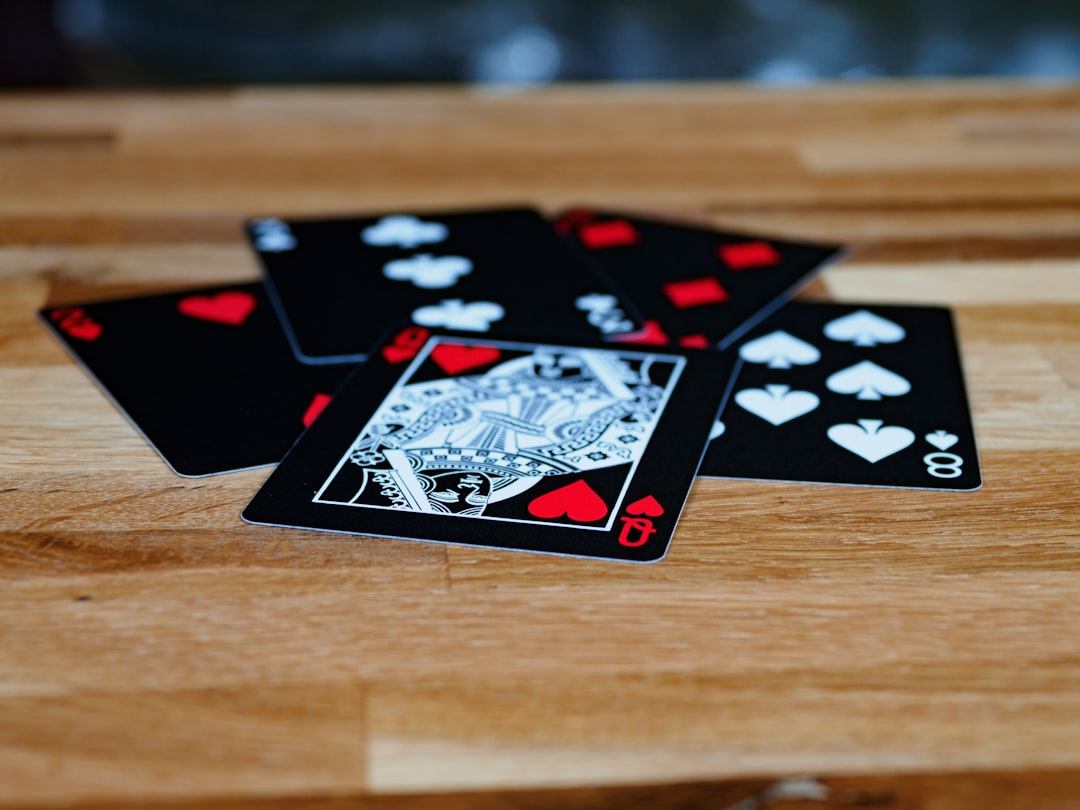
[243, 327, 734, 562]
[699, 303, 981, 490]
[247, 208, 643, 364]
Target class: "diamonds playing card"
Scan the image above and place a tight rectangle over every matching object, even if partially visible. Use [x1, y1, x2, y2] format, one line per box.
[556, 209, 843, 349]
[243, 327, 734, 562]
[248, 208, 642, 364]
[39, 284, 353, 477]
[699, 303, 982, 490]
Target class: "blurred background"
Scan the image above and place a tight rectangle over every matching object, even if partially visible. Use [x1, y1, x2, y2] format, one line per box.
[3, 0, 1080, 87]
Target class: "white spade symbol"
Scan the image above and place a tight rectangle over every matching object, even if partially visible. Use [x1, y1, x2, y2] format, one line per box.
[826, 360, 911, 401]
[823, 309, 906, 347]
[925, 430, 959, 451]
[709, 419, 726, 440]
[739, 330, 821, 369]
[735, 384, 819, 426]
[828, 419, 915, 463]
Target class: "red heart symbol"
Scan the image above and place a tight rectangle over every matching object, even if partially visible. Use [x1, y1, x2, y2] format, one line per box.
[527, 479, 608, 523]
[625, 494, 664, 517]
[177, 291, 256, 326]
[431, 344, 501, 375]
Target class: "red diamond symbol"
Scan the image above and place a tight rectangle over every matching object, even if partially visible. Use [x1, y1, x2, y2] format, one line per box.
[554, 209, 596, 235]
[302, 393, 333, 428]
[678, 334, 710, 348]
[662, 276, 729, 309]
[718, 241, 780, 270]
[578, 220, 639, 249]
[613, 319, 669, 346]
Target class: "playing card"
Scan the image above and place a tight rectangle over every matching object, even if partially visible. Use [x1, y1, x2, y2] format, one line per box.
[243, 326, 734, 563]
[555, 209, 843, 349]
[39, 284, 353, 477]
[247, 208, 642, 364]
[699, 303, 981, 490]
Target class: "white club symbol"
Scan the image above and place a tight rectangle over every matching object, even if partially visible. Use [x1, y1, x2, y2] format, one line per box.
[411, 299, 505, 332]
[383, 254, 473, 289]
[362, 215, 448, 249]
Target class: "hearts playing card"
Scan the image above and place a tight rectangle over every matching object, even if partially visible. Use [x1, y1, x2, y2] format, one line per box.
[39, 283, 354, 477]
[698, 303, 981, 490]
[243, 328, 734, 562]
[556, 209, 843, 350]
[247, 207, 643, 364]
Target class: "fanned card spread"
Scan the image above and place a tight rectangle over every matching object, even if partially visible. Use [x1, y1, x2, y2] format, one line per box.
[41, 205, 981, 562]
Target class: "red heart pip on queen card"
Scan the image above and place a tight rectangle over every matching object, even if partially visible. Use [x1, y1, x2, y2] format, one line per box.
[177, 291, 257, 326]
[625, 494, 664, 517]
[527, 479, 609, 523]
[430, 343, 501, 375]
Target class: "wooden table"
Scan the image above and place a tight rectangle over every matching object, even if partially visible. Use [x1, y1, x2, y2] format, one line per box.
[2, 83, 1079, 809]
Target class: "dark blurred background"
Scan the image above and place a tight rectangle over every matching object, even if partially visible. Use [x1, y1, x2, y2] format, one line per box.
[4, 0, 1080, 87]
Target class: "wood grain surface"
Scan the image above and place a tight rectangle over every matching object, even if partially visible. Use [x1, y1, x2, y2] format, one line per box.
[1, 83, 1079, 808]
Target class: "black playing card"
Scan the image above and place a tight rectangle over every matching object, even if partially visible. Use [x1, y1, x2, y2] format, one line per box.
[699, 302, 981, 490]
[555, 208, 843, 350]
[247, 207, 643, 364]
[243, 326, 734, 563]
[39, 284, 353, 477]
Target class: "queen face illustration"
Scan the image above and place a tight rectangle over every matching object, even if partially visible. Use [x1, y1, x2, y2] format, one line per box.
[313, 341, 681, 522]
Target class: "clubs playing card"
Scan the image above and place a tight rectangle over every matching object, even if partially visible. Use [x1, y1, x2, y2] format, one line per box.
[243, 327, 734, 562]
[248, 208, 642, 364]
[40, 284, 353, 477]
[556, 209, 843, 349]
[699, 303, 981, 490]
